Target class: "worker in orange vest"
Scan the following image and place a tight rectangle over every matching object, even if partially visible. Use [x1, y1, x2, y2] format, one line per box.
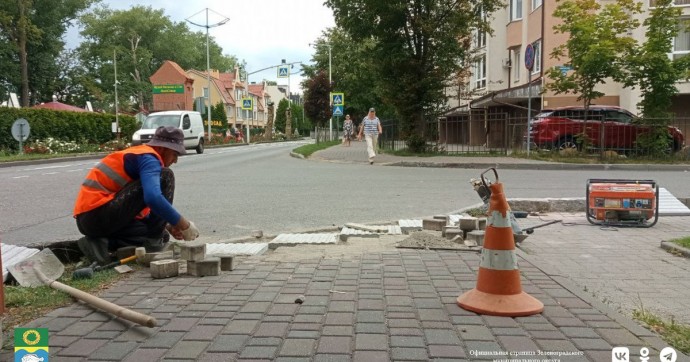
[73, 126, 199, 265]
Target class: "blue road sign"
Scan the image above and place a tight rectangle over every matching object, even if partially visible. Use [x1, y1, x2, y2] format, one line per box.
[333, 105, 343, 117]
[558, 65, 572, 75]
[331, 93, 344, 106]
[242, 98, 253, 110]
[278, 66, 289, 78]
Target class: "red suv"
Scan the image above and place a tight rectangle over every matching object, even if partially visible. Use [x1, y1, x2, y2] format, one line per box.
[527, 106, 684, 153]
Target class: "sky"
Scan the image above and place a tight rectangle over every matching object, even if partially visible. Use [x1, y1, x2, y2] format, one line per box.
[67, 0, 336, 93]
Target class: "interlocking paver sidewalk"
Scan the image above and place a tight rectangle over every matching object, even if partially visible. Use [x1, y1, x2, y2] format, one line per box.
[5, 233, 686, 361]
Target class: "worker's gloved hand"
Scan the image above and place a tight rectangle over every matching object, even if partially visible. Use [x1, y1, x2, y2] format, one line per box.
[181, 221, 200, 241]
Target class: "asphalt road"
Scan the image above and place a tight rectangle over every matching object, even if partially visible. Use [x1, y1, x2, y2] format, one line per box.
[2, 141, 689, 247]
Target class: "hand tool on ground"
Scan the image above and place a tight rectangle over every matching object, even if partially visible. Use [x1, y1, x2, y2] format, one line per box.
[523, 219, 562, 234]
[7, 248, 156, 328]
[72, 254, 138, 280]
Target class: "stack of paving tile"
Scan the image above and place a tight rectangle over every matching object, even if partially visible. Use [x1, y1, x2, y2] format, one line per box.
[269, 233, 338, 249]
[180, 244, 220, 277]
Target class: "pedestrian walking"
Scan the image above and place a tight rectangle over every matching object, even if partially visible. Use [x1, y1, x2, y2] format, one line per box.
[343, 114, 354, 147]
[358, 108, 383, 164]
[73, 126, 200, 265]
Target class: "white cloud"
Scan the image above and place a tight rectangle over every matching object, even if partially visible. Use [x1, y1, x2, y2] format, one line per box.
[69, 0, 335, 93]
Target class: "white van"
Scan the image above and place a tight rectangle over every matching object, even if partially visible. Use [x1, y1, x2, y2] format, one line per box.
[132, 111, 206, 154]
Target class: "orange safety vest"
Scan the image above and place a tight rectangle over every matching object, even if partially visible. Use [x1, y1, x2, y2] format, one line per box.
[73, 145, 164, 217]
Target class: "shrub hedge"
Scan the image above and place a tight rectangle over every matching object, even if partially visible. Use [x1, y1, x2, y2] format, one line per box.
[0, 108, 137, 151]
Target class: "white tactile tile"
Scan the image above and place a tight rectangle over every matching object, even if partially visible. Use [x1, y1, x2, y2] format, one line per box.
[398, 219, 423, 234]
[205, 243, 269, 256]
[340, 225, 402, 241]
[269, 233, 338, 249]
[2, 243, 40, 282]
[659, 187, 690, 216]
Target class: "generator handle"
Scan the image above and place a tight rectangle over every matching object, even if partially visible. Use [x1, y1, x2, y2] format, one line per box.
[480, 168, 499, 192]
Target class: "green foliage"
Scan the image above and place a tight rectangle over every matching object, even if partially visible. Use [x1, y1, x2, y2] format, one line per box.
[200, 101, 228, 135]
[624, 0, 688, 119]
[670, 236, 690, 249]
[0, 108, 136, 152]
[546, 0, 641, 110]
[633, 308, 690, 354]
[274, 99, 290, 132]
[76, 5, 238, 112]
[325, 0, 502, 140]
[0, 0, 96, 105]
[405, 133, 430, 153]
[292, 140, 340, 157]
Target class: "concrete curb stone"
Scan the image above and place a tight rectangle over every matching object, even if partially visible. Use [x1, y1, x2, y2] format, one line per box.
[660, 240, 690, 258]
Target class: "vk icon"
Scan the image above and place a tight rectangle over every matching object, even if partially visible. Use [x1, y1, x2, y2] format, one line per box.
[612, 347, 630, 362]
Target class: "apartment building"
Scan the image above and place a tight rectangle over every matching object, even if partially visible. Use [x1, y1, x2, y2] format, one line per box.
[442, 0, 690, 149]
[454, 0, 690, 115]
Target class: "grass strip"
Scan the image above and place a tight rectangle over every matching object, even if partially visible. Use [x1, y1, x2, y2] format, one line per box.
[2, 263, 133, 348]
[669, 236, 690, 249]
[292, 140, 340, 158]
[633, 309, 690, 354]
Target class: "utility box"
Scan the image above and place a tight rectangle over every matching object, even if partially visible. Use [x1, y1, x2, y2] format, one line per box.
[586, 179, 658, 227]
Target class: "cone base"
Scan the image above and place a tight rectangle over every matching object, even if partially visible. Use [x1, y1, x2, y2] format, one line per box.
[457, 288, 544, 317]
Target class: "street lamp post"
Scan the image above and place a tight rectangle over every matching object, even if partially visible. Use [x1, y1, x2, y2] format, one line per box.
[327, 44, 332, 140]
[186, 8, 229, 140]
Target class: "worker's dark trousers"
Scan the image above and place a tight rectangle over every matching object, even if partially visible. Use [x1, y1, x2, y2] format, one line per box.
[76, 168, 175, 250]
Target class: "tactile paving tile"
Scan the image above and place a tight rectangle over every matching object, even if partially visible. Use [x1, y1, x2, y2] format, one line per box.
[340, 225, 402, 241]
[398, 219, 423, 234]
[205, 242, 269, 256]
[269, 233, 338, 249]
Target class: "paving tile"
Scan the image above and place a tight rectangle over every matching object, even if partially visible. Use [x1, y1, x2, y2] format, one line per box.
[570, 337, 613, 351]
[355, 334, 388, 350]
[183, 325, 223, 341]
[122, 348, 167, 362]
[141, 331, 184, 348]
[497, 335, 539, 352]
[356, 323, 387, 334]
[391, 347, 429, 361]
[89, 341, 137, 360]
[559, 327, 600, 338]
[534, 339, 580, 352]
[428, 345, 467, 358]
[322, 326, 354, 336]
[279, 339, 316, 356]
[254, 322, 290, 337]
[317, 336, 352, 354]
[325, 312, 354, 325]
[424, 329, 461, 345]
[353, 351, 390, 362]
[313, 354, 352, 362]
[57, 338, 108, 357]
[223, 319, 259, 334]
[457, 325, 495, 341]
[287, 330, 321, 339]
[239, 345, 279, 359]
[596, 328, 644, 345]
[207, 334, 249, 352]
[248, 337, 283, 346]
[164, 341, 209, 359]
[161, 317, 199, 331]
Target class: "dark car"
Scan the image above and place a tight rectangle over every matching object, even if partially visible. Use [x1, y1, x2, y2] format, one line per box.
[526, 106, 684, 153]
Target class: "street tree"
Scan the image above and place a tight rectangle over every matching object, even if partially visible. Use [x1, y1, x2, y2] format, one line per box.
[623, 0, 690, 154]
[546, 0, 640, 118]
[325, 0, 502, 148]
[0, 0, 95, 106]
[303, 29, 390, 121]
[303, 70, 332, 128]
[274, 99, 290, 133]
[77, 5, 237, 112]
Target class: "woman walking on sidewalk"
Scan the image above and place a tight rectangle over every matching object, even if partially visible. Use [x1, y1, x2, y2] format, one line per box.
[357, 108, 383, 164]
[342, 114, 354, 147]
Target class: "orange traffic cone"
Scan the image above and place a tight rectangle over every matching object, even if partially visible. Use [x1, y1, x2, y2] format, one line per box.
[457, 181, 543, 317]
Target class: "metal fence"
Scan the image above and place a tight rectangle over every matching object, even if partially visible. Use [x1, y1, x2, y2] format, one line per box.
[380, 111, 690, 159]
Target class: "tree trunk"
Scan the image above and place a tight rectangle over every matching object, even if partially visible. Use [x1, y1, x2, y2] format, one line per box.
[285, 109, 292, 137]
[265, 103, 274, 139]
[18, 0, 30, 107]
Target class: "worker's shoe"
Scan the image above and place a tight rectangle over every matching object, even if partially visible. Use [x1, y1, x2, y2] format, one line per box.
[77, 236, 112, 266]
[142, 232, 170, 253]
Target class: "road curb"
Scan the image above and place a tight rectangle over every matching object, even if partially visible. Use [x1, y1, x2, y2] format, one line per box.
[289, 151, 305, 159]
[387, 161, 690, 171]
[660, 240, 690, 258]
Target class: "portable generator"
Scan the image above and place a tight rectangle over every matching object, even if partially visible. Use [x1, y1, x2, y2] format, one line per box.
[586, 179, 659, 227]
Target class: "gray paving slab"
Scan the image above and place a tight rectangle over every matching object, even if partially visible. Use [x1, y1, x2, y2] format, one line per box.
[13, 243, 687, 361]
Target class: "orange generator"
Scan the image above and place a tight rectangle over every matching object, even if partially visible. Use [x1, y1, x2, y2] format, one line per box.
[586, 179, 659, 227]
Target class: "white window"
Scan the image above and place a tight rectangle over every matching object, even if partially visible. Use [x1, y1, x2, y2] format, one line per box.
[236, 90, 242, 100]
[476, 30, 486, 48]
[532, 0, 542, 11]
[474, 54, 487, 89]
[511, 0, 522, 21]
[531, 40, 542, 74]
[203, 87, 209, 99]
[513, 48, 521, 81]
[673, 20, 690, 60]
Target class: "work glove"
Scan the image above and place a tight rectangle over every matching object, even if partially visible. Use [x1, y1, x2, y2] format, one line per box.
[181, 221, 200, 241]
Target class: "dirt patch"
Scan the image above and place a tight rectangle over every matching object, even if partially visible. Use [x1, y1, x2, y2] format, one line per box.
[396, 231, 478, 251]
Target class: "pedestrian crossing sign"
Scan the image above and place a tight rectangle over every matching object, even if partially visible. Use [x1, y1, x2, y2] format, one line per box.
[242, 98, 253, 110]
[278, 65, 289, 78]
[333, 105, 343, 117]
[331, 92, 344, 106]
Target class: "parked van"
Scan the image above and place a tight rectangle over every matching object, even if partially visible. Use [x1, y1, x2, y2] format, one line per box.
[132, 111, 206, 154]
